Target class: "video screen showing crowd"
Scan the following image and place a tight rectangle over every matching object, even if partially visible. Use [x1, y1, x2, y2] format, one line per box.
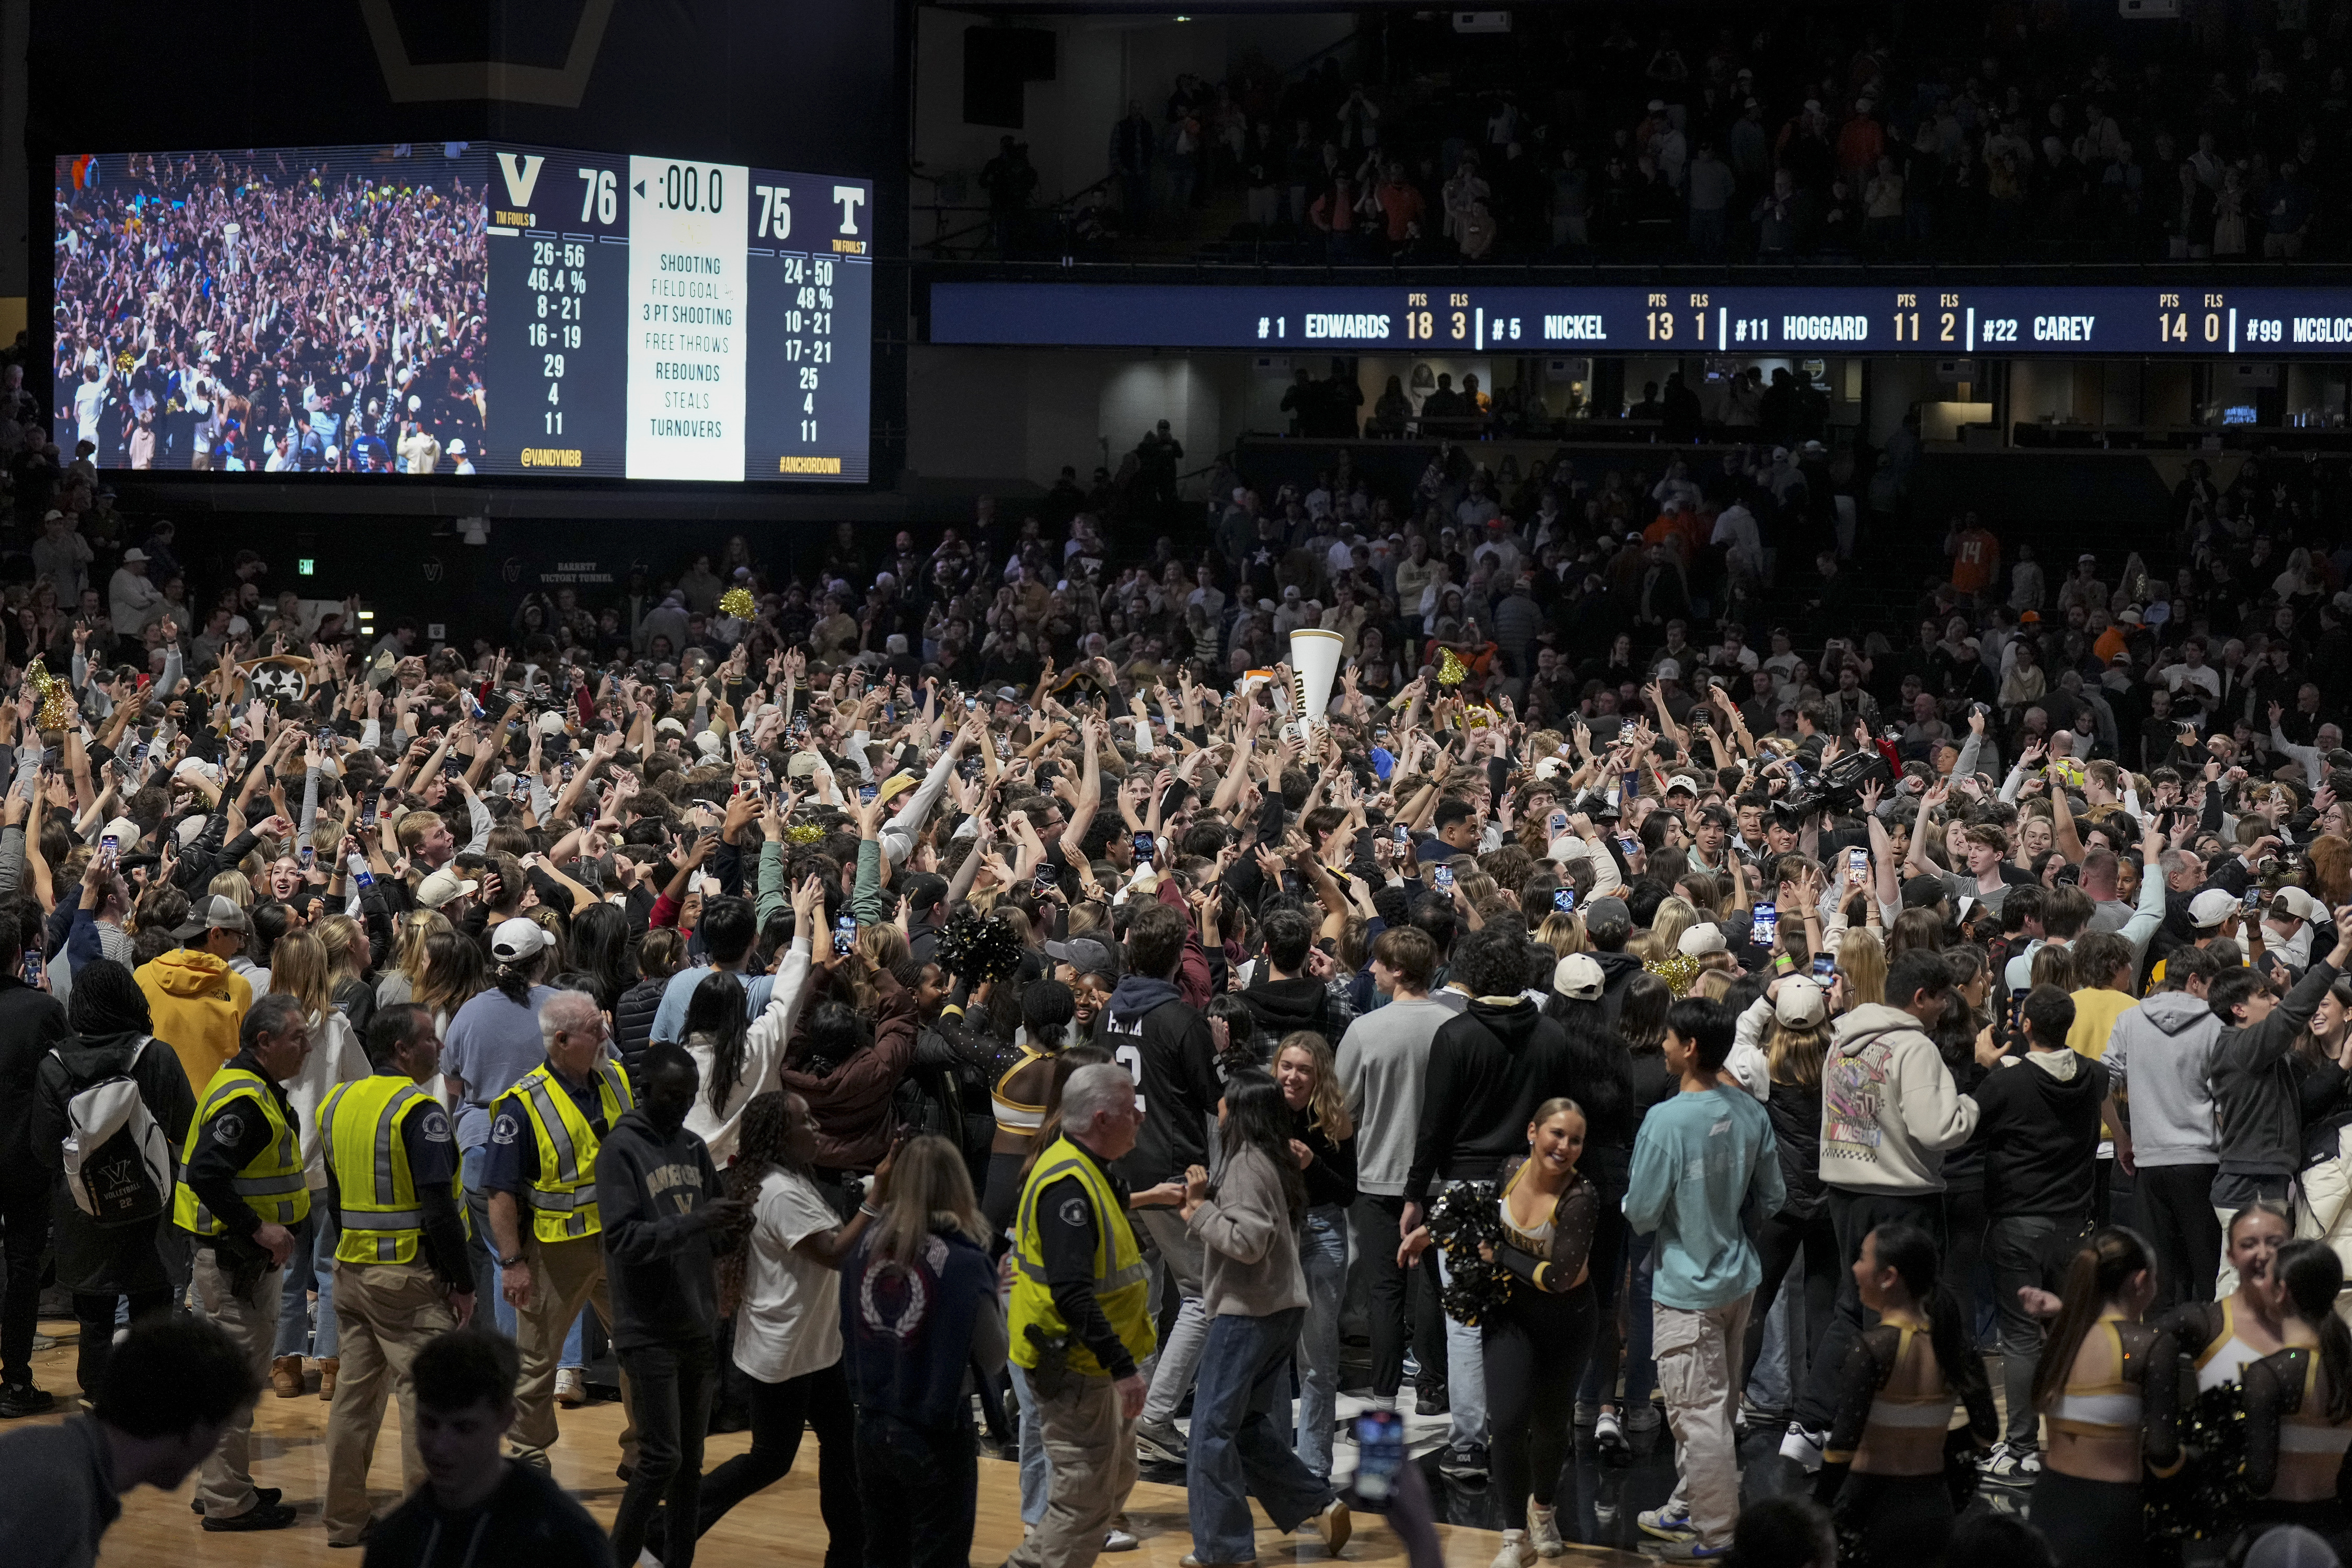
[52, 147, 488, 475]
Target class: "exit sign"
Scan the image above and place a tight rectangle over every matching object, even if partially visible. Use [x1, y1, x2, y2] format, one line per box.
[296, 558, 315, 576]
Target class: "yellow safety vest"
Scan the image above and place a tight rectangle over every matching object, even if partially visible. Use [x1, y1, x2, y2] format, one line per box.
[323, 1075, 464, 1266]
[172, 1065, 310, 1236]
[510, 1059, 633, 1244]
[1008, 1136, 1155, 1379]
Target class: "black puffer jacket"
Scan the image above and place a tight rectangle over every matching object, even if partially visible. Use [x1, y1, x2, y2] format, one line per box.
[612, 973, 670, 1093]
[1767, 1079, 1825, 1220]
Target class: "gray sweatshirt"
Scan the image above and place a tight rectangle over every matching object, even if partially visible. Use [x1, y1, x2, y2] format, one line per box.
[1189, 1142, 1308, 1318]
[1334, 995, 1452, 1195]
[2101, 991, 2222, 1168]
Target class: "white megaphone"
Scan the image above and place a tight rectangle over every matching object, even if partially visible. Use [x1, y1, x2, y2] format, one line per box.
[1288, 628, 1344, 745]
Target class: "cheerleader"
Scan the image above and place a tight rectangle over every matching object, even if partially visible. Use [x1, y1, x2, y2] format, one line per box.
[2240, 1240, 2352, 1555]
[1811, 1223, 1997, 1566]
[2026, 1228, 2181, 1568]
[1401, 1098, 1599, 1567]
[2155, 1202, 2294, 1398]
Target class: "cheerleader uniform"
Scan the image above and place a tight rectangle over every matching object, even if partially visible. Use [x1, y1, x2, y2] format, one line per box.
[2031, 1317, 2182, 1568]
[2241, 1346, 2352, 1557]
[1481, 1157, 1599, 1539]
[1813, 1321, 1998, 1566]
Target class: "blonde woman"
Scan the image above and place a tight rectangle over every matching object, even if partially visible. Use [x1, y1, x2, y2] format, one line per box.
[1837, 927, 1887, 1008]
[313, 913, 376, 1039]
[1735, 976, 1839, 1422]
[1537, 910, 1588, 956]
[1649, 896, 1700, 958]
[265, 929, 369, 1400]
[376, 908, 451, 1009]
[1275, 1031, 1358, 1485]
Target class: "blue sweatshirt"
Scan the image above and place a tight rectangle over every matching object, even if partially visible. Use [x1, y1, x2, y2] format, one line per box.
[1623, 1082, 1783, 1312]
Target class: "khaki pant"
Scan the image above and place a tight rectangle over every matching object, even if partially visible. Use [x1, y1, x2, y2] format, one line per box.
[509, 1232, 635, 1469]
[1005, 1371, 1136, 1568]
[190, 1246, 283, 1518]
[325, 1260, 457, 1544]
[1655, 1293, 1752, 1552]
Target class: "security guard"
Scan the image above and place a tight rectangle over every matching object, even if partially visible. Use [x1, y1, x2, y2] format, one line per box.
[484, 987, 639, 1471]
[172, 992, 313, 1532]
[318, 1003, 476, 1548]
[1006, 1063, 1157, 1568]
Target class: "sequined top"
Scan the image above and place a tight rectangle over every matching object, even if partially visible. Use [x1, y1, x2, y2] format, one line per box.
[1823, 1322, 1998, 1469]
[2047, 1317, 2181, 1472]
[1491, 1155, 1596, 1295]
[2244, 1346, 2352, 1498]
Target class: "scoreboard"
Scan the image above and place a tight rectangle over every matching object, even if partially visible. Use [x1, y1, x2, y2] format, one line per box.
[482, 146, 873, 480]
[929, 281, 2352, 356]
[55, 141, 874, 482]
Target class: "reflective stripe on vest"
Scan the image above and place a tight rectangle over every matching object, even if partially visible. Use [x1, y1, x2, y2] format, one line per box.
[514, 1059, 633, 1243]
[172, 1066, 311, 1236]
[1006, 1136, 1155, 1379]
[327, 1076, 458, 1266]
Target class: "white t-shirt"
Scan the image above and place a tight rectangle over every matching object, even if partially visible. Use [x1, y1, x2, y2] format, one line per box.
[73, 378, 107, 440]
[733, 1169, 844, 1385]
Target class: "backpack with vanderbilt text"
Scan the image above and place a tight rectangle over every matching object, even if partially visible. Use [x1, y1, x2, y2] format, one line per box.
[55, 1039, 172, 1227]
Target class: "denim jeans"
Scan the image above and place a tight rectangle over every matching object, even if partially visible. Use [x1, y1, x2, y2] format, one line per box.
[1433, 1183, 1489, 1446]
[1137, 1205, 1209, 1426]
[272, 1205, 341, 1358]
[469, 1144, 586, 1368]
[1746, 1271, 1796, 1413]
[857, 1411, 979, 1568]
[610, 1335, 716, 1568]
[1987, 1212, 2074, 1447]
[1187, 1308, 1334, 1563]
[1295, 1204, 1348, 1480]
[1008, 1362, 1050, 1525]
[1618, 1228, 1659, 1413]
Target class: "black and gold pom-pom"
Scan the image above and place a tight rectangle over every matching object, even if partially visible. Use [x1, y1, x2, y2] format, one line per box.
[2145, 1381, 2250, 1544]
[936, 908, 1024, 985]
[1426, 1181, 1512, 1325]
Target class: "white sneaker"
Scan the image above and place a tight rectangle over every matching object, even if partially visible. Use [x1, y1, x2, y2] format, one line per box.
[1526, 1501, 1564, 1558]
[1778, 1423, 1826, 1472]
[1488, 1529, 1535, 1568]
[1102, 1529, 1139, 1552]
[556, 1368, 587, 1408]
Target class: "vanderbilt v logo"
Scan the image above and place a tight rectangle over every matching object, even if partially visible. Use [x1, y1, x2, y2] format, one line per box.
[497, 153, 545, 208]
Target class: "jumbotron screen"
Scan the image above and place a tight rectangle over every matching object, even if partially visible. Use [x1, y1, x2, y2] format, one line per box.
[53, 142, 874, 482]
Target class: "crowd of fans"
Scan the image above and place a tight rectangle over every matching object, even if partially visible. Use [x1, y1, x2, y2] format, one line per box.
[0, 405, 2331, 1565]
[51, 148, 488, 474]
[1024, 3, 2352, 264]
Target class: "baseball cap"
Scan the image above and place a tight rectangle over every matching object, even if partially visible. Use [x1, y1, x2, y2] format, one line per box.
[417, 868, 480, 909]
[2272, 887, 2325, 926]
[1775, 976, 1828, 1027]
[1583, 895, 1631, 930]
[98, 816, 140, 848]
[490, 917, 552, 963]
[1554, 952, 1605, 1001]
[121, 547, 149, 564]
[1667, 775, 1700, 796]
[995, 686, 1021, 702]
[1042, 937, 1118, 978]
[172, 895, 250, 941]
[874, 770, 920, 806]
[1678, 924, 1728, 958]
[2188, 888, 2240, 930]
[787, 751, 824, 780]
[1655, 659, 1682, 683]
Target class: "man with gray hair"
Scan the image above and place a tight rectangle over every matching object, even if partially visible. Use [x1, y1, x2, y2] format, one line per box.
[1006, 1062, 1158, 1568]
[483, 986, 640, 1472]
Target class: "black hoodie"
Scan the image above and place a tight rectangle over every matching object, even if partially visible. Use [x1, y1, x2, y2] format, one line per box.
[1405, 997, 1574, 1201]
[1591, 949, 1646, 1029]
[1103, 975, 1220, 1188]
[1968, 1049, 2109, 1219]
[1241, 973, 1333, 1042]
[593, 1104, 734, 1351]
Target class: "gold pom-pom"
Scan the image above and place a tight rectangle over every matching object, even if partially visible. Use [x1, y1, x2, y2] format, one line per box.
[1647, 954, 1702, 998]
[1437, 647, 1468, 687]
[719, 587, 757, 620]
[785, 823, 824, 846]
[27, 658, 72, 733]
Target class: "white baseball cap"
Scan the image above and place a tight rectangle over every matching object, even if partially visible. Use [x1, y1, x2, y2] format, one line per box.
[2188, 889, 2240, 930]
[1553, 952, 1605, 1002]
[1774, 976, 1828, 1028]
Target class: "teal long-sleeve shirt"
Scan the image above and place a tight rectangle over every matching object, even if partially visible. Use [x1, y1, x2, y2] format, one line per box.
[1622, 1082, 1784, 1312]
